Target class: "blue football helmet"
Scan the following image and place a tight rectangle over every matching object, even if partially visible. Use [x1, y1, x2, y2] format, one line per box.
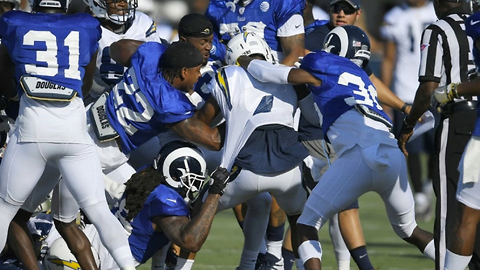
[29, 0, 70, 12]
[154, 141, 208, 206]
[323, 25, 371, 68]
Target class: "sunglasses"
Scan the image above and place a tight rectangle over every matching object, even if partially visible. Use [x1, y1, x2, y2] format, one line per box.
[330, 4, 357, 15]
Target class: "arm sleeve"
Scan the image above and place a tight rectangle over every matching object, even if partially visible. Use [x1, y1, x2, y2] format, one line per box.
[246, 60, 292, 84]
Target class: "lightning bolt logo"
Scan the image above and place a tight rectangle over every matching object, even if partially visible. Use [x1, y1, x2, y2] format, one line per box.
[47, 258, 81, 269]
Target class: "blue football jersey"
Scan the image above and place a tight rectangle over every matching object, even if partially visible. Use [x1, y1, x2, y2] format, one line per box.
[0, 11, 101, 99]
[106, 42, 196, 154]
[300, 51, 391, 136]
[465, 12, 480, 136]
[205, 0, 304, 53]
[112, 184, 189, 263]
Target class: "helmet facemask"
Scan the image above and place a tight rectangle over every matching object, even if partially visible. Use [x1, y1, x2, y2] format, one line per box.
[105, 0, 136, 25]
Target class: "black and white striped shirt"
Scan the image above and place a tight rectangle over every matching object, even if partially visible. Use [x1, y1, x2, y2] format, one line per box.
[419, 8, 475, 87]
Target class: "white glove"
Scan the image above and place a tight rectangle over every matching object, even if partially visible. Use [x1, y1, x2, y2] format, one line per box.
[434, 83, 459, 104]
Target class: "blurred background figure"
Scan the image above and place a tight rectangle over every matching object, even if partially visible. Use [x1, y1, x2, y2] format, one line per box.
[380, 0, 438, 222]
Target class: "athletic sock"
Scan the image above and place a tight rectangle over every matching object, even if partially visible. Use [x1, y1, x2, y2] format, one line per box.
[266, 223, 285, 260]
[239, 249, 258, 270]
[444, 249, 471, 270]
[282, 247, 295, 270]
[350, 245, 374, 270]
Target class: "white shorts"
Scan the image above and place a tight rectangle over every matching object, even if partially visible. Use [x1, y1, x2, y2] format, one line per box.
[0, 132, 105, 212]
[457, 136, 480, 210]
[298, 144, 417, 238]
[216, 165, 307, 216]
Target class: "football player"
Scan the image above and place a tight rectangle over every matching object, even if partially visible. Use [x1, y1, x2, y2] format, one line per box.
[0, 0, 136, 269]
[236, 25, 436, 269]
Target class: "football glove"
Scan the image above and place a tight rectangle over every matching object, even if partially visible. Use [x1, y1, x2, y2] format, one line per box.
[208, 166, 239, 195]
[433, 83, 459, 104]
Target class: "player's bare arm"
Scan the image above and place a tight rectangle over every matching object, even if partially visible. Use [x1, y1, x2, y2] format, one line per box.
[110, 39, 146, 67]
[196, 96, 221, 126]
[152, 193, 221, 253]
[81, 49, 98, 98]
[0, 44, 18, 101]
[370, 74, 411, 114]
[170, 117, 223, 151]
[280, 34, 305, 66]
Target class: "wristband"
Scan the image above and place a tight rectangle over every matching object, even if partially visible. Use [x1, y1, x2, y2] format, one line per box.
[402, 117, 415, 133]
[400, 103, 408, 114]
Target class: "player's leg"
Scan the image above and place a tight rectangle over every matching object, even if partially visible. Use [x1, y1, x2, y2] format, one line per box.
[0, 135, 50, 251]
[51, 181, 99, 270]
[296, 146, 376, 269]
[444, 137, 480, 269]
[7, 163, 61, 270]
[57, 142, 135, 270]
[375, 145, 434, 260]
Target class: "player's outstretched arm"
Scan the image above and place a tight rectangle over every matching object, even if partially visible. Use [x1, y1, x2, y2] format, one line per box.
[110, 39, 146, 67]
[370, 73, 410, 114]
[237, 56, 321, 86]
[152, 167, 231, 253]
[170, 117, 224, 151]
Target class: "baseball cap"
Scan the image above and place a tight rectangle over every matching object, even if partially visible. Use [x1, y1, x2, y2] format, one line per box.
[330, 0, 360, 9]
[178, 13, 213, 38]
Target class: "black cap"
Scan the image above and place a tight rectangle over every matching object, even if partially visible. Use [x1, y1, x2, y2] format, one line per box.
[178, 13, 213, 38]
[330, 0, 360, 9]
[161, 42, 203, 69]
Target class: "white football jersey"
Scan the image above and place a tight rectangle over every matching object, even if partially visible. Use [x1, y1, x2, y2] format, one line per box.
[380, 2, 437, 103]
[91, 11, 165, 98]
[208, 65, 298, 170]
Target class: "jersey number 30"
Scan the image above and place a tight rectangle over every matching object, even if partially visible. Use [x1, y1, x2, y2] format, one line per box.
[23, 30, 81, 80]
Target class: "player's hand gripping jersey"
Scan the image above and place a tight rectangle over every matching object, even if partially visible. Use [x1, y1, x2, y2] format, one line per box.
[105, 42, 196, 154]
[0, 11, 101, 100]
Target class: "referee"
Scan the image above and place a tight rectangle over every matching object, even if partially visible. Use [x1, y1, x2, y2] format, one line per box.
[397, 0, 477, 269]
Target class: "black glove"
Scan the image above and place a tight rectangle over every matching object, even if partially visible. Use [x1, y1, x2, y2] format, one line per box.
[208, 167, 236, 195]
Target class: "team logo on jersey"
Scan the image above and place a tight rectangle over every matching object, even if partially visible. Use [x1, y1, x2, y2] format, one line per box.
[239, 7, 245, 15]
[215, 68, 233, 110]
[146, 22, 157, 38]
[260, 1, 269, 12]
[226, 1, 236, 12]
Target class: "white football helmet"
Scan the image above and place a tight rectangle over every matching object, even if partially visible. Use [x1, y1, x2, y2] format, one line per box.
[84, 0, 137, 25]
[225, 32, 275, 66]
[44, 237, 99, 270]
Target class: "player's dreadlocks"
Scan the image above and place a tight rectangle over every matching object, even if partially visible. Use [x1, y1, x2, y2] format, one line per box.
[124, 166, 164, 221]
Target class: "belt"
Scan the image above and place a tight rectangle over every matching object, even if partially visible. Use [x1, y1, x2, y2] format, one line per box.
[441, 100, 477, 117]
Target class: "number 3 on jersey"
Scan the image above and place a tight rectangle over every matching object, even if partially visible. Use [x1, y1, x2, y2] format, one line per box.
[339, 72, 382, 110]
[23, 30, 81, 80]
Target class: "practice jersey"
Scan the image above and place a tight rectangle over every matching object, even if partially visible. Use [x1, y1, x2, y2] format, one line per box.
[380, 2, 436, 102]
[0, 11, 101, 99]
[106, 42, 195, 154]
[112, 184, 189, 264]
[208, 65, 307, 172]
[300, 51, 391, 139]
[466, 12, 480, 136]
[205, 0, 305, 62]
[92, 11, 164, 97]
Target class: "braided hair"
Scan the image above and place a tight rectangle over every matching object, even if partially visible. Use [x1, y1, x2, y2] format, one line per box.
[124, 166, 164, 221]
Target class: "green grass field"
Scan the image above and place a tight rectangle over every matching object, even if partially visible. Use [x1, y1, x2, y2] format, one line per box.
[138, 191, 435, 270]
